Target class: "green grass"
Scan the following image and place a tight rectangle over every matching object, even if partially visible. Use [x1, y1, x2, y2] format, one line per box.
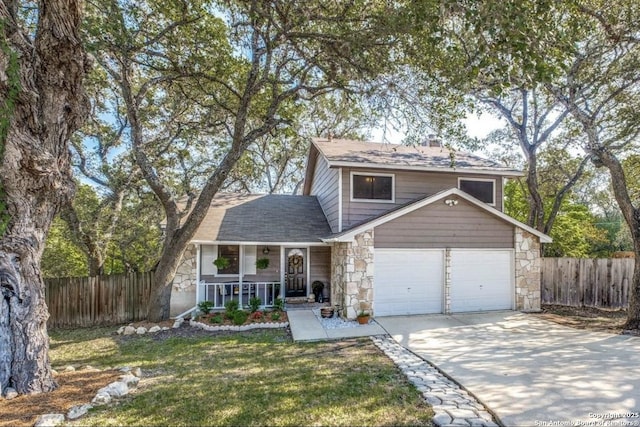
[49, 327, 433, 426]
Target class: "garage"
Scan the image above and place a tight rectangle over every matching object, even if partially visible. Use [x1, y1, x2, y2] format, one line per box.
[374, 249, 444, 316]
[373, 248, 513, 316]
[450, 249, 513, 312]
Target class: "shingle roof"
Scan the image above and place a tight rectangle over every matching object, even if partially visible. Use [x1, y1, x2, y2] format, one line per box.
[191, 193, 332, 243]
[312, 138, 521, 174]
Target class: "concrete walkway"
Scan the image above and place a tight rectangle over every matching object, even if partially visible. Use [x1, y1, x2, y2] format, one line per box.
[287, 310, 386, 341]
[378, 311, 640, 427]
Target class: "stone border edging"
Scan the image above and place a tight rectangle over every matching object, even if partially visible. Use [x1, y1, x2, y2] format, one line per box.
[371, 336, 501, 427]
[189, 318, 289, 331]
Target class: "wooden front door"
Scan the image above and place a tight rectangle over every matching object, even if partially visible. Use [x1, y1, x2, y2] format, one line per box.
[285, 249, 306, 297]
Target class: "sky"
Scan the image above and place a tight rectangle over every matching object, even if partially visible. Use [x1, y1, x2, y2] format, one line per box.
[371, 112, 505, 146]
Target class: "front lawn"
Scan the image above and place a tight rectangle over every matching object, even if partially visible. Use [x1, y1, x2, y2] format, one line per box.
[47, 326, 433, 426]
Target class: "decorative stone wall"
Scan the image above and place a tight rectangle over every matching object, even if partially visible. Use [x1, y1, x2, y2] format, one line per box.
[170, 244, 197, 316]
[330, 229, 375, 319]
[514, 228, 541, 311]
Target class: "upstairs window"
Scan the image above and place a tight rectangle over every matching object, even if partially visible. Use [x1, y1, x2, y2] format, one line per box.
[351, 173, 394, 202]
[459, 178, 495, 205]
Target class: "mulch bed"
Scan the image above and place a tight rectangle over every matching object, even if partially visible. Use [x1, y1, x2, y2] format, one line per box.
[534, 304, 634, 334]
[0, 368, 122, 427]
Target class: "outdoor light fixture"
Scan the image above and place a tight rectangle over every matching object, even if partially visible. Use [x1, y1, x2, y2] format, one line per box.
[444, 199, 458, 207]
[263, 246, 270, 255]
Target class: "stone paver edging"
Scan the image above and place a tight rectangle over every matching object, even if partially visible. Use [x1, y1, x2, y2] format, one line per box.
[190, 318, 289, 332]
[372, 336, 499, 427]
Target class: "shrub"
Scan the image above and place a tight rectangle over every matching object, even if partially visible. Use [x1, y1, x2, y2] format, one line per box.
[209, 314, 223, 324]
[197, 300, 214, 315]
[250, 311, 263, 320]
[233, 310, 248, 325]
[249, 296, 261, 313]
[224, 300, 239, 319]
[270, 311, 281, 321]
[273, 297, 284, 312]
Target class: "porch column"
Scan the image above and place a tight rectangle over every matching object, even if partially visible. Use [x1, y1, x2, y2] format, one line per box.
[514, 228, 542, 311]
[331, 229, 375, 319]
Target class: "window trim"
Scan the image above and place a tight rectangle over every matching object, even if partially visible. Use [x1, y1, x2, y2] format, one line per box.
[458, 177, 496, 206]
[350, 171, 395, 203]
[215, 244, 241, 277]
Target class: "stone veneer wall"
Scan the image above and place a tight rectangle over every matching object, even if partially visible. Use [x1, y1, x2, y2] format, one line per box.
[170, 244, 197, 316]
[514, 228, 542, 311]
[330, 229, 375, 319]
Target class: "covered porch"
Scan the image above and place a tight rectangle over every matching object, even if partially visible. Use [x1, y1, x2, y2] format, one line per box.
[193, 243, 331, 311]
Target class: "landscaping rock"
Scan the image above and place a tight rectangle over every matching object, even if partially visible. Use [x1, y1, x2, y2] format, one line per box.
[148, 325, 161, 333]
[64, 365, 76, 372]
[92, 392, 112, 405]
[67, 403, 93, 420]
[82, 365, 100, 372]
[33, 413, 65, 427]
[161, 326, 170, 331]
[132, 367, 142, 377]
[119, 366, 132, 373]
[4, 387, 17, 399]
[119, 373, 140, 387]
[117, 326, 125, 334]
[136, 326, 147, 335]
[123, 326, 136, 335]
[97, 381, 129, 398]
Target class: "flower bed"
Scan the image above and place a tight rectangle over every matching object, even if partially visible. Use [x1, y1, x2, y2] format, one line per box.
[191, 310, 289, 332]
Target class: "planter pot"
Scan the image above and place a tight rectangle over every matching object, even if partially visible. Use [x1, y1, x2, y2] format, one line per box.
[320, 307, 335, 318]
[357, 315, 370, 325]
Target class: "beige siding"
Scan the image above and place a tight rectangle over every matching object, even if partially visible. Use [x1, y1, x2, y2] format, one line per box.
[374, 199, 514, 248]
[201, 246, 280, 283]
[309, 154, 340, 232]
[310, 245, 331, 287]
[342, 168, 504, 229]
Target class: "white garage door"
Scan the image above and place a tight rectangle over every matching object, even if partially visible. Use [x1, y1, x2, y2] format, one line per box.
[450, 249, 513, 312]
[374, 249, 444, 316]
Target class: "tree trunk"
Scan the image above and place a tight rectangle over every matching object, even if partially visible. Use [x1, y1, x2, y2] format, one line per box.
[628, 253, 640, 330]
[592, 149, 640, 330]
[0, 0, 88, 395]
[147, 242, 188, 322]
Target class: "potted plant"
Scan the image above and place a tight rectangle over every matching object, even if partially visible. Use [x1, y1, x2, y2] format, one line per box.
[312, 281, 324, 302]
[256, 258, 270, 269]
[213, 256, 230, 270]
[356, 310, 370, 325]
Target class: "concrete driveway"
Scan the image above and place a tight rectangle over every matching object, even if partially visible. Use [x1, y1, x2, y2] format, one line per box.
[377, 312, 640, 426]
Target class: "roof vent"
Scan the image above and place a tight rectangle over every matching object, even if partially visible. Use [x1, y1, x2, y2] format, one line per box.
[421, 134, 442, 147]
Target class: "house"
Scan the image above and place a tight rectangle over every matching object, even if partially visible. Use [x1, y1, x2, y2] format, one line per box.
[170, 138, 551, 319]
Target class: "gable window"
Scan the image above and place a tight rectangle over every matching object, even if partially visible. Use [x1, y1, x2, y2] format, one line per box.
[351, 173, 394, 202]
[459, 178, 495, 205]
[217, 245, 240, 275]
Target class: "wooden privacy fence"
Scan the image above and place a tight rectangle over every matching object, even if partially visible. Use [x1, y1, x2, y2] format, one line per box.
[541, 258, 635, 309]
[45, 271, 154, 328]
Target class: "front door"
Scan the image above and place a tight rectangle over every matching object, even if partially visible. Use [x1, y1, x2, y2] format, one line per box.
[285, 248, 306, 297]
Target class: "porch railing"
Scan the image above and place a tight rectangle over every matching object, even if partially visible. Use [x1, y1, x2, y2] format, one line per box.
[197, 281, 281, 310]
